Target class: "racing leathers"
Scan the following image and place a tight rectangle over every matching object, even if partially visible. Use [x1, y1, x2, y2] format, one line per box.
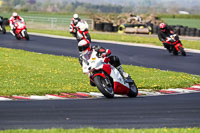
[158, 26, 175, 52]
[79, 45, 133, 86]
[9, 15, 24, 36]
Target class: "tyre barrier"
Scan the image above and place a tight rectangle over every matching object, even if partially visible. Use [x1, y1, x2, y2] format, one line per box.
[118, 25, 125, 33]
[152, 24, 200, 37]
[103, 23, 113, 32]
[94, 23, 116, 32]
[94, 23, 104, 31]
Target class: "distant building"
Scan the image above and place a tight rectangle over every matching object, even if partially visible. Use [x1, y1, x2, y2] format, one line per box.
[179, 11, 190, 14]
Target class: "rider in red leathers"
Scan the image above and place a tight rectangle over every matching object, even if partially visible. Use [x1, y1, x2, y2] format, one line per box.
[78, 39, 133, 86]
[158, 23, 175, 53]
[9, 12, 24, 36]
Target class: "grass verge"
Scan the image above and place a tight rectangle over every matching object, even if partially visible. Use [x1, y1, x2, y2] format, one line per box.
[0, 47, 200, 96]
[0, 128, 200, 133]
[28, 28, 200, 50]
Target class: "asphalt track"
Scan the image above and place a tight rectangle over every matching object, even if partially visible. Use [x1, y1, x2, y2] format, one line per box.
[0, 33, 200, 75]
[0, 93, 200, 129]
[0, 33, 200, 129]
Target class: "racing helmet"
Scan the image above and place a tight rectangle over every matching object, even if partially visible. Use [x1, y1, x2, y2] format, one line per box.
[73, 14, 80, 25]
[159, 23, 166, 32]
[78, 39, 91, 54]
[12, 12, 18, 19]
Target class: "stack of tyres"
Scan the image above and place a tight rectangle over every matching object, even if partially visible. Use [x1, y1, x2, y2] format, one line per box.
[103, 23, 113, 32]
[94, 23, 104, 31]
[189, 28, 197, 36]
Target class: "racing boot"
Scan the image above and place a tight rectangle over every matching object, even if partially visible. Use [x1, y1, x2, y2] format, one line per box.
[10, 29, 16, 36]
[117, 66, 133, 84]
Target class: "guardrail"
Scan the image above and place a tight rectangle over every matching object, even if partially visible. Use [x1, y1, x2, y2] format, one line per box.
[22, 16, 94, 30]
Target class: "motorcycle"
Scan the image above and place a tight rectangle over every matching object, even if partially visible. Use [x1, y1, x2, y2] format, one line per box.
[13, 20, 29, 40]
[81, 49, 138, 98]
[70, 21, 91, 42]
[166, 34, 186, 56]
[0, 17, 6, 34]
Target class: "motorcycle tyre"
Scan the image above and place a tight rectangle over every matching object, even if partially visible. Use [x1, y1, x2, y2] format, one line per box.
[94, 75, 114, 98]
[127, 80, 138, 98]
[2, 26, 6, 34]
[179, 46, 186, 56]
[24, 31, 30, 40]
[172, 49, 178, 56]
[15, 35, 21, 40]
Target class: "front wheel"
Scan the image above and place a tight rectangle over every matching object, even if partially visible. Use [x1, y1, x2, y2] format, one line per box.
[127, 80, 138, 97]
[2, 25, 6, 34]
[94, 75, 114, 98]
[179, 46, 186, 56]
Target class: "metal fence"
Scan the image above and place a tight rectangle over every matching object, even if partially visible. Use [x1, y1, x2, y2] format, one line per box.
[22, 16, 94, 31]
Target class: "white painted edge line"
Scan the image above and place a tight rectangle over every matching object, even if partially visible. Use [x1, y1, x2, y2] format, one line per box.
[167, 88, 197, 93]
[30, 95, 50, 100]
[29, 32, 200, 54]
[45, 94, 67, 99]
[191, 86, 200, 89]
[0, 97, 12, 101]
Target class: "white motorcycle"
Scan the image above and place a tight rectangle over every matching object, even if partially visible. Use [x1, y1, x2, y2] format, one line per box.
[81, 49, 138, 98]
[70, 21, 91, 42]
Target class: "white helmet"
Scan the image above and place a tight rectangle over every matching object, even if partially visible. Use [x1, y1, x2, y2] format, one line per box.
[73, 14, 79, 19]
[78, 39, 91, 55]
[12, 12, 18, 17]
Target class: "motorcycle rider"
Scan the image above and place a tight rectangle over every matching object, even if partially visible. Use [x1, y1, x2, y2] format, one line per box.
[78, 39, 133, 86]
[69, 14, 90, 42]
[69, 14, 81, 37]
[158, 23, 175, 53]
[9, 12, 24, 36]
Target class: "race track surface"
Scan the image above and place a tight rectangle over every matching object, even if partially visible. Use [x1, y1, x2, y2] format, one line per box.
[0, 93, 200, 129]
[0, 33, 200, 75]
[0, 33, 200, 129]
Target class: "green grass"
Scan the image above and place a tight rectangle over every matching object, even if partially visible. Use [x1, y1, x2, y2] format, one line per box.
[28, 28, 200, 50]
[0, 128, 200, 133]
[0, 47, 200, 96]
[162, 18, 200, 29]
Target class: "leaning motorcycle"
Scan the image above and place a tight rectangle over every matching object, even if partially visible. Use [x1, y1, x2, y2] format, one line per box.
[13, 20, 29, 40]
[70, 21, 91, 42]
[166, 34, 186, 56]
[81, 49, 138, 98]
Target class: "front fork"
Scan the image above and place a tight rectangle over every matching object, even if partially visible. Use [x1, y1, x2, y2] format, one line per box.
[174, 43, 183, 52]
[91, 71, 112, 87]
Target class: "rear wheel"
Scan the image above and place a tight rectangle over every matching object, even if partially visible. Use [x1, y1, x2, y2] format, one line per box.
[24, 31, 29, 40]
[94, 75, 114, 98]
[127, 80, 138, 97]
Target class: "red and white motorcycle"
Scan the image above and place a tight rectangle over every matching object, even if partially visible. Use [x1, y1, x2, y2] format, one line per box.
[81, 49, 138, 98]
[166, 34, 186, 56]
[70, 21, 91, 42]
[13, 20, 29, 40]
